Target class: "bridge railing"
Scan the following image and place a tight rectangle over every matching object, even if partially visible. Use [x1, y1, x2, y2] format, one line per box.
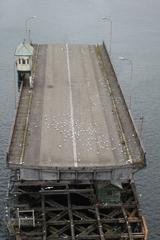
[101, 41, 146, 167]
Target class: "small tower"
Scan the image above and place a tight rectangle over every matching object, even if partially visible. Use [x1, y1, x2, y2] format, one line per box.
[15, 41, 33, 88]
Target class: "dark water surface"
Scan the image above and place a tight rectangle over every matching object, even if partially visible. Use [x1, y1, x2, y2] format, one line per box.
[0, 1, 160, 239]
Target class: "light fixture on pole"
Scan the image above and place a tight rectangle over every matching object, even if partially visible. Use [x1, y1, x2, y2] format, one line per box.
[25, 16, 36, 42]
[119, 56, 133, 110]
[102, 17, 112, 56]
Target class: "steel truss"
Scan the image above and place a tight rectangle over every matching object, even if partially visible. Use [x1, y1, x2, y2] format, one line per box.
[8, 180, 147, 240]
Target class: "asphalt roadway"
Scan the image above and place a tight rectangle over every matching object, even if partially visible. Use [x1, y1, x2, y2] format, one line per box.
[17, 43, 126, 168]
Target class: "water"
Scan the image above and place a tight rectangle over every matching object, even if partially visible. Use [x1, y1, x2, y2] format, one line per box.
[0, 1, 160, 239]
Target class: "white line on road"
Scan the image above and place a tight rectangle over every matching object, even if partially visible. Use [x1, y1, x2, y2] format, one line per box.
[66, 43, 78, 167]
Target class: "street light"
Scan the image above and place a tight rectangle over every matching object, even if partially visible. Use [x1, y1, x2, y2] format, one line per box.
[28, 29, 31, 43]
[119, 56, 133, 110]
[102, 17, 112, 56]
[25, 16, 36, 42]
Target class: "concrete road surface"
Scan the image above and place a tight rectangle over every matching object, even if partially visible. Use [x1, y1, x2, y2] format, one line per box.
[21, 43, 125, 168]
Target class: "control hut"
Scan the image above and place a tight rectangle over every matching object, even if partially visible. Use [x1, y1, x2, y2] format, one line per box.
[15, 42, 33, 88]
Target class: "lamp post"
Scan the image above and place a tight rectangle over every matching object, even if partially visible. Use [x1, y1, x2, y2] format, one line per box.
[14, 61, 17, 109]
[25, 16, 36, 42]
[102, 17, 112, 56]
[28, 29, 31, 43]
[119, 56, 133, 110]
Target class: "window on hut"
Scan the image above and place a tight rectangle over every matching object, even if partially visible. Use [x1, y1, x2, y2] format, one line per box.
[22, 59, 26, 64]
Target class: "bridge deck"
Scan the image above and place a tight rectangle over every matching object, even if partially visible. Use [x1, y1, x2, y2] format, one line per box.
[7, 43, 145, 180]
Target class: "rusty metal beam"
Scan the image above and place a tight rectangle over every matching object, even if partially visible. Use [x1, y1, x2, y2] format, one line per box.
[41, 195, 47, 240]
[40, 188, 94, 194]
[77, 234, 100, 239]
[121, 206, 133, 240]
[68, 193, 76, 240]
[73, 210, 95, 221]
[95, 205, 105, 240]
[78, 223, 97, 236]
[47, 210, 67, 222]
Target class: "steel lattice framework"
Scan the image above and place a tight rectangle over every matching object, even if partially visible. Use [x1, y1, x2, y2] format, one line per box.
[7, 178, 147, 240]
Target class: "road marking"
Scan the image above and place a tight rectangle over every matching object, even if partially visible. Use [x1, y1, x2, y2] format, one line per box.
[66, 43, 78, 167]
